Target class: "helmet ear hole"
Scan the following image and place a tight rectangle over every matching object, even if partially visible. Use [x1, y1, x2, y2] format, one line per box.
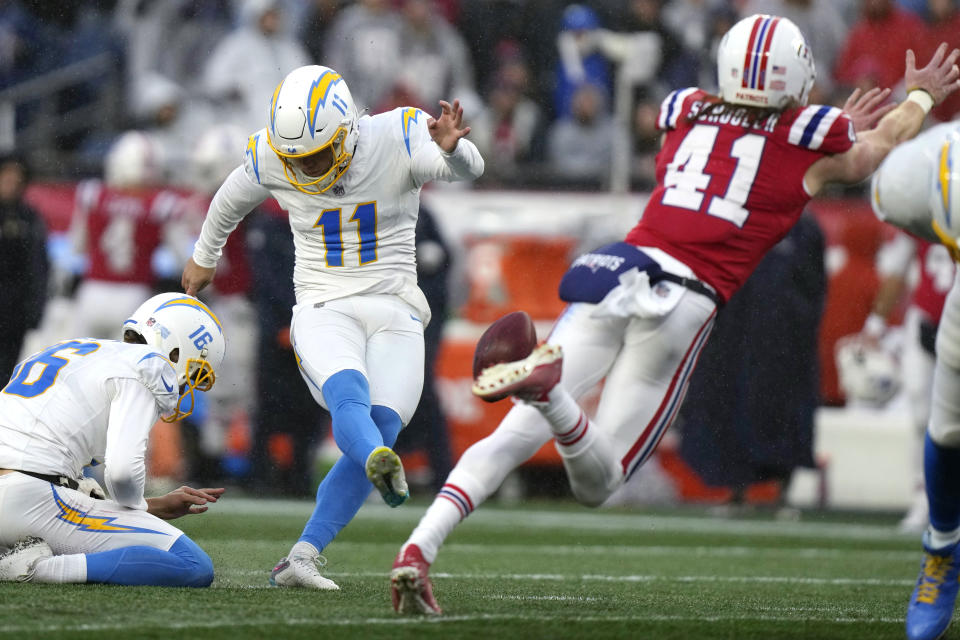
[123, 330, 147, 345]
[169, 348, 180, 364]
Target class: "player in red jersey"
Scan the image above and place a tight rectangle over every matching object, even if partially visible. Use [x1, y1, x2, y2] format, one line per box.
[389, 14, 960, 615]
[70, 131, 191, 339]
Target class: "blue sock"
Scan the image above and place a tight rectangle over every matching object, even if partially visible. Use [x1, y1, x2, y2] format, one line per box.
[323, 370, 383, 468]
[85, 535, 213, 587]
[298, 454, 371, 551]
[371, 405, 402, 446]
[925, 432, 960, 533]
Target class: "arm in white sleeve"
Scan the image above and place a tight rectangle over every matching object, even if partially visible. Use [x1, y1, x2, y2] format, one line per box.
[103, 378, 161, 510]
[410, 137, 485, 186]
[875, 231, 916, 278]
[191, 165, 270, 268]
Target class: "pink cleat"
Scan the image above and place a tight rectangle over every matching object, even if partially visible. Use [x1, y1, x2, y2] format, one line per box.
[390, 544, 441, 615]
[471, 343, 563, 403]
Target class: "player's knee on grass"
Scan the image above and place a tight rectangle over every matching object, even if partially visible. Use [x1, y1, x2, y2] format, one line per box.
[371, 405, 402, 446]
[171, 536, 214, 588]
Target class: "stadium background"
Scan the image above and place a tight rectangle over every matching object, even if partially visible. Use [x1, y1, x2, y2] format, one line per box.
[0, 0, 941, 511]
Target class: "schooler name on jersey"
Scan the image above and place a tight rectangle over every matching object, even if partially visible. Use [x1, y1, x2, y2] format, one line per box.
[659, 88, 780, 133]
[689, 101, 779, 133]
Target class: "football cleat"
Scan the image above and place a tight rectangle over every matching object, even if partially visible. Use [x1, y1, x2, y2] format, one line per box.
[906, 532, 960, 640]
[0, 536, 52, 582]
[366, 446, 409, 507]
[270, 551, 340, 590]
[472, 342, 563, 403]
[390, 543, 441, 615]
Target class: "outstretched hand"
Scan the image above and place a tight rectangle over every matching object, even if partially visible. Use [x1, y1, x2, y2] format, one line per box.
[843, 87, 895, 133]
[428, 99, 471, 153]
[904, 43, 960, 105]
[146, 486, 225, 520]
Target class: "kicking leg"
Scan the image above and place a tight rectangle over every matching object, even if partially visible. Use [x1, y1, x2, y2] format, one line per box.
[392, 402, 553, 614]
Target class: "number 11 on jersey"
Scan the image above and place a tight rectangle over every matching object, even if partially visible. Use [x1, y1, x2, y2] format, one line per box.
[313, 202, 379, 267]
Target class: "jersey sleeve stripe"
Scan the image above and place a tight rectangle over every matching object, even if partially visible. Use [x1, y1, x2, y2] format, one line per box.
[658, 88, 697, 130]
[806, 107, 841, 150]
[788, 105, 839, 149]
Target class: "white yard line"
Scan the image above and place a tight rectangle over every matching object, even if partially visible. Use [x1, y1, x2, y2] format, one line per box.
[215, 568, 915, 587]
[213, 498, 912, 541]
[209, 539, 918, 562]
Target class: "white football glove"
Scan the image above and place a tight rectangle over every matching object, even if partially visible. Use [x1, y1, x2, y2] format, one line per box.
[76, 476, 106, 500]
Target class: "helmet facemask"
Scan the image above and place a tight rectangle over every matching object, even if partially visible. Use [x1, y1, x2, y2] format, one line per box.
[161, 353, 217, 423]
[274, 124, 354, 194]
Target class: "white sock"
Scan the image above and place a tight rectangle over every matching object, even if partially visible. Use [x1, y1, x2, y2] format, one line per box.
[537, 386, 583, 437]
[290, 540, 319, 558]
[928, 526, 960, 549]
[32, 554, 87, 584]
[407, 471, 488, 564]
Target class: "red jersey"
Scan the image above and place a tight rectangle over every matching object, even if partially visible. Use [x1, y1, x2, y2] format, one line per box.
[181, 192, 252, 297]
[75, 180, 182, 284]
[912, 240, 954, 322]
[626, 88, 855, 302]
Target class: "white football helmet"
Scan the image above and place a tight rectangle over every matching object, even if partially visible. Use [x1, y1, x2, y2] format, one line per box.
[930, 131, 960, 261]
[122, 292, 226, 422]
[266, 65, 359, 194]
[104, 131, 164, 189]
[835, 336, 901, 407]
[191, 124, 247, 195]
[717, 14, 815, 110]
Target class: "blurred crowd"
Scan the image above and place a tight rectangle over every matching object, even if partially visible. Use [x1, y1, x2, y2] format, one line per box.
[5, 0, 960, 190]
[3, 0, 959, 500]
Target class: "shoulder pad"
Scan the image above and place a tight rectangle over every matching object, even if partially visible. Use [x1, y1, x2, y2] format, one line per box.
[399, 107, 427, 157]
[658, 88, 702, 131]
[134, 350, 179, 410]
[786, 105, 854, 152]
[74, 179, 103, 212]
[244, 131, 266, 184]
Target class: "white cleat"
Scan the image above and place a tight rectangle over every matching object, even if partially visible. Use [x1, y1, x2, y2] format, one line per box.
[366, 446, 409, 507]
[270, 552, 340, 590]
[0, 536, 52, 582]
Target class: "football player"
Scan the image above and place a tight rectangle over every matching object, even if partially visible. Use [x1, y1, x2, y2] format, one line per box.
[862, 121, 960, 640]
[389, 14, 960, 616]
[842, 225, 954, 532]
[180, 65, 484, 590]
[70, 131, 193, 340]
[0, 293, 226, 587]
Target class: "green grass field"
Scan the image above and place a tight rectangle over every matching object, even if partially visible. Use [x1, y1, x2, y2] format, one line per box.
[0, 497, 937, 639]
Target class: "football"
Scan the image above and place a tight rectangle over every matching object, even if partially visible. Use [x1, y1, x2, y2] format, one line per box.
[472, 310, 538, 378]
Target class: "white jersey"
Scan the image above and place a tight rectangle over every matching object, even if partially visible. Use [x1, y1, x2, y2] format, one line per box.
[192, 106, 484, 324]
[872, 122, 960, 242]
[0, 340, 178, 509]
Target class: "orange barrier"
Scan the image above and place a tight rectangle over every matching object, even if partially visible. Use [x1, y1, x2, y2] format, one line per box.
[461, 234, 577, 322]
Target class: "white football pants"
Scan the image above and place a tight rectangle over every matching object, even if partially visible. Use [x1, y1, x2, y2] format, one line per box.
[0, 472, 182, 554]
[447, 286, 717, 508]
[290, 294, 425, 424]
